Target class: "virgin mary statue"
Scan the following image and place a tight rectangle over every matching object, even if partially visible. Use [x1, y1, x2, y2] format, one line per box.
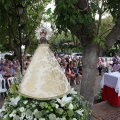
[19, 26, 71, 100]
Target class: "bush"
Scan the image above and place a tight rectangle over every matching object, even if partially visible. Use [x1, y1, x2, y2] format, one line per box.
[0, 84, 91, 120]
[94, 89, 103, 104]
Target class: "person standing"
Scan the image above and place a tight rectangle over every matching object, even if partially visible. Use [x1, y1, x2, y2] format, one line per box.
[65, 63, 75, 86]
[112, 60, 120, 72]
[112, 53, 120, 66]
[97, 58, 102, 75]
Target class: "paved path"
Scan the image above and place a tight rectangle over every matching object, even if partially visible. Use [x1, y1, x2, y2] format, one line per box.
[92, 101, 120, 120]
[74, 75, 102, 96]
[0, 97, 4, 108]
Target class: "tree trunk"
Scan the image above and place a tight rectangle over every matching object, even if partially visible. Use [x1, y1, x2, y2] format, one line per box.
[80, 41, 98, 105]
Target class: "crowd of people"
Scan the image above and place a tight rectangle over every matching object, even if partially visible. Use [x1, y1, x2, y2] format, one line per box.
[1, 53, 120, 87]
[0, 57, 30, 79]
[97, 53, 120, 75]
[56, 53, 120, 86]
[55, 55, 82, 86]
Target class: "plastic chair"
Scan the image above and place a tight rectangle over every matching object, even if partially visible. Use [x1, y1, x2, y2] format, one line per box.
[7, 77, 17, 88]
[0, 74, 4, 79]
[0, 78, 7, 97]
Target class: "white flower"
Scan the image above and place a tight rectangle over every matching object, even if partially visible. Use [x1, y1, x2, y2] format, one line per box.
[21, 113, 25, 117]
[13, 115, 20, 120]
[70, 88, 77, 94]
[19, 117, 23, 120]
[9, 110, 16, 118]
[0, 112, 3, 117]
[35, 101, 38, 104]
[33, 109, 38, 115]
[26, 114, 31, 119]
[76, 109, 84, 116]
[0, 106, 6, 113]
[61, 117, 66, 120]
[55, 104, 59, 109]
[21, 113, 25, 119]
[32, 104, 36, 108]
[39, 118, 45, 120]
[68, 103, 73, 110]
[9, 96, 21, 106]
[57, 95, 72, 107]
[19, 107, 25, 112]
[34, 118, 37, 120]
[29, 116, 33, 120]
[23, 100, 28, 104]
[56, 118, 66, 120]
[73, 118, 77, 120]
[3, 115, 8, 119]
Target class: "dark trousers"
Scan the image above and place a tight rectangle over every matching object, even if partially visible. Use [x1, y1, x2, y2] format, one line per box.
[98, 66, 102, 75]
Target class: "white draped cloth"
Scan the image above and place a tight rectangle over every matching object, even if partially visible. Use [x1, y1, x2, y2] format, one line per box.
[101, 72, 120, 96]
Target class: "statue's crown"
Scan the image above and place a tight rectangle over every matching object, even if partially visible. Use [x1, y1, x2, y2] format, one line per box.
[35, 23, 51, 40]
[40, 29, 47, 37]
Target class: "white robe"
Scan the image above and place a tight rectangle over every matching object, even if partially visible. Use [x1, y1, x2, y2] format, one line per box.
[19, 44, 71, 100]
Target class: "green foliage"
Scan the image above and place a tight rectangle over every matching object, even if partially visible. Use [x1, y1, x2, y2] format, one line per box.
[54, 0, 118, 51]
[99, 16, 114, 39]
[104, 47, 116, 56]
[91, 2, 98, 14]
[0, 0, 51, 54]
[93, 36, 104, 48]
[49, 31, 82, 53]
[94, 89, 103, 103]
[54, 0, 94, 34]
[105, 0, 119, 21]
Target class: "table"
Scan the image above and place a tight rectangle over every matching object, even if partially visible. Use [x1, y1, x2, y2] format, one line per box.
[101, 72, 120, 106]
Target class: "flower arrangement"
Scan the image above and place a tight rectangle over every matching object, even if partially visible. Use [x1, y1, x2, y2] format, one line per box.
[0, 84, 91, 120]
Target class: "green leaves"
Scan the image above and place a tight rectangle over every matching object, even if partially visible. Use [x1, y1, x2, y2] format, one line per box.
[104, 0, 119, 21]
[55, 108, 64, 115]
[54, 0, 81, 31]
[34, 111, 43, 118]
[91, 2, 98, 14]
[93, 36, 104, 48]
[48, 113, 56, 120]
[0, 0, 12, 10]
[46, 8, 52, 15]
[67, 110, 74, 117]
[0, 0, 51, 54]
[6, 116, 10, 120]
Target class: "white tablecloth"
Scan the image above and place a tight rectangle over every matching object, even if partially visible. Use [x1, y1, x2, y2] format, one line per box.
[101, 72, 120, 96]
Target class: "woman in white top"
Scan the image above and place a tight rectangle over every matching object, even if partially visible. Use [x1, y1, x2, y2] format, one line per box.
[101, 58, 108, 73]
[105, 58, 110, 73]
[60, 63, 66, 74]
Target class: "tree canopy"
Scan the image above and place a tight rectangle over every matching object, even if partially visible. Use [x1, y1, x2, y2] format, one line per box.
[0, 0, 51, 56]
[54, 0, 120, 105]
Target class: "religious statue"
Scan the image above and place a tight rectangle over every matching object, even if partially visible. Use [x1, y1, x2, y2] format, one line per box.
[19, 24, 71, 100]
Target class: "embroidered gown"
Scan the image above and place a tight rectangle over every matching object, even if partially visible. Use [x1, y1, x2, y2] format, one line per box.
[19, 43, 71, 100]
